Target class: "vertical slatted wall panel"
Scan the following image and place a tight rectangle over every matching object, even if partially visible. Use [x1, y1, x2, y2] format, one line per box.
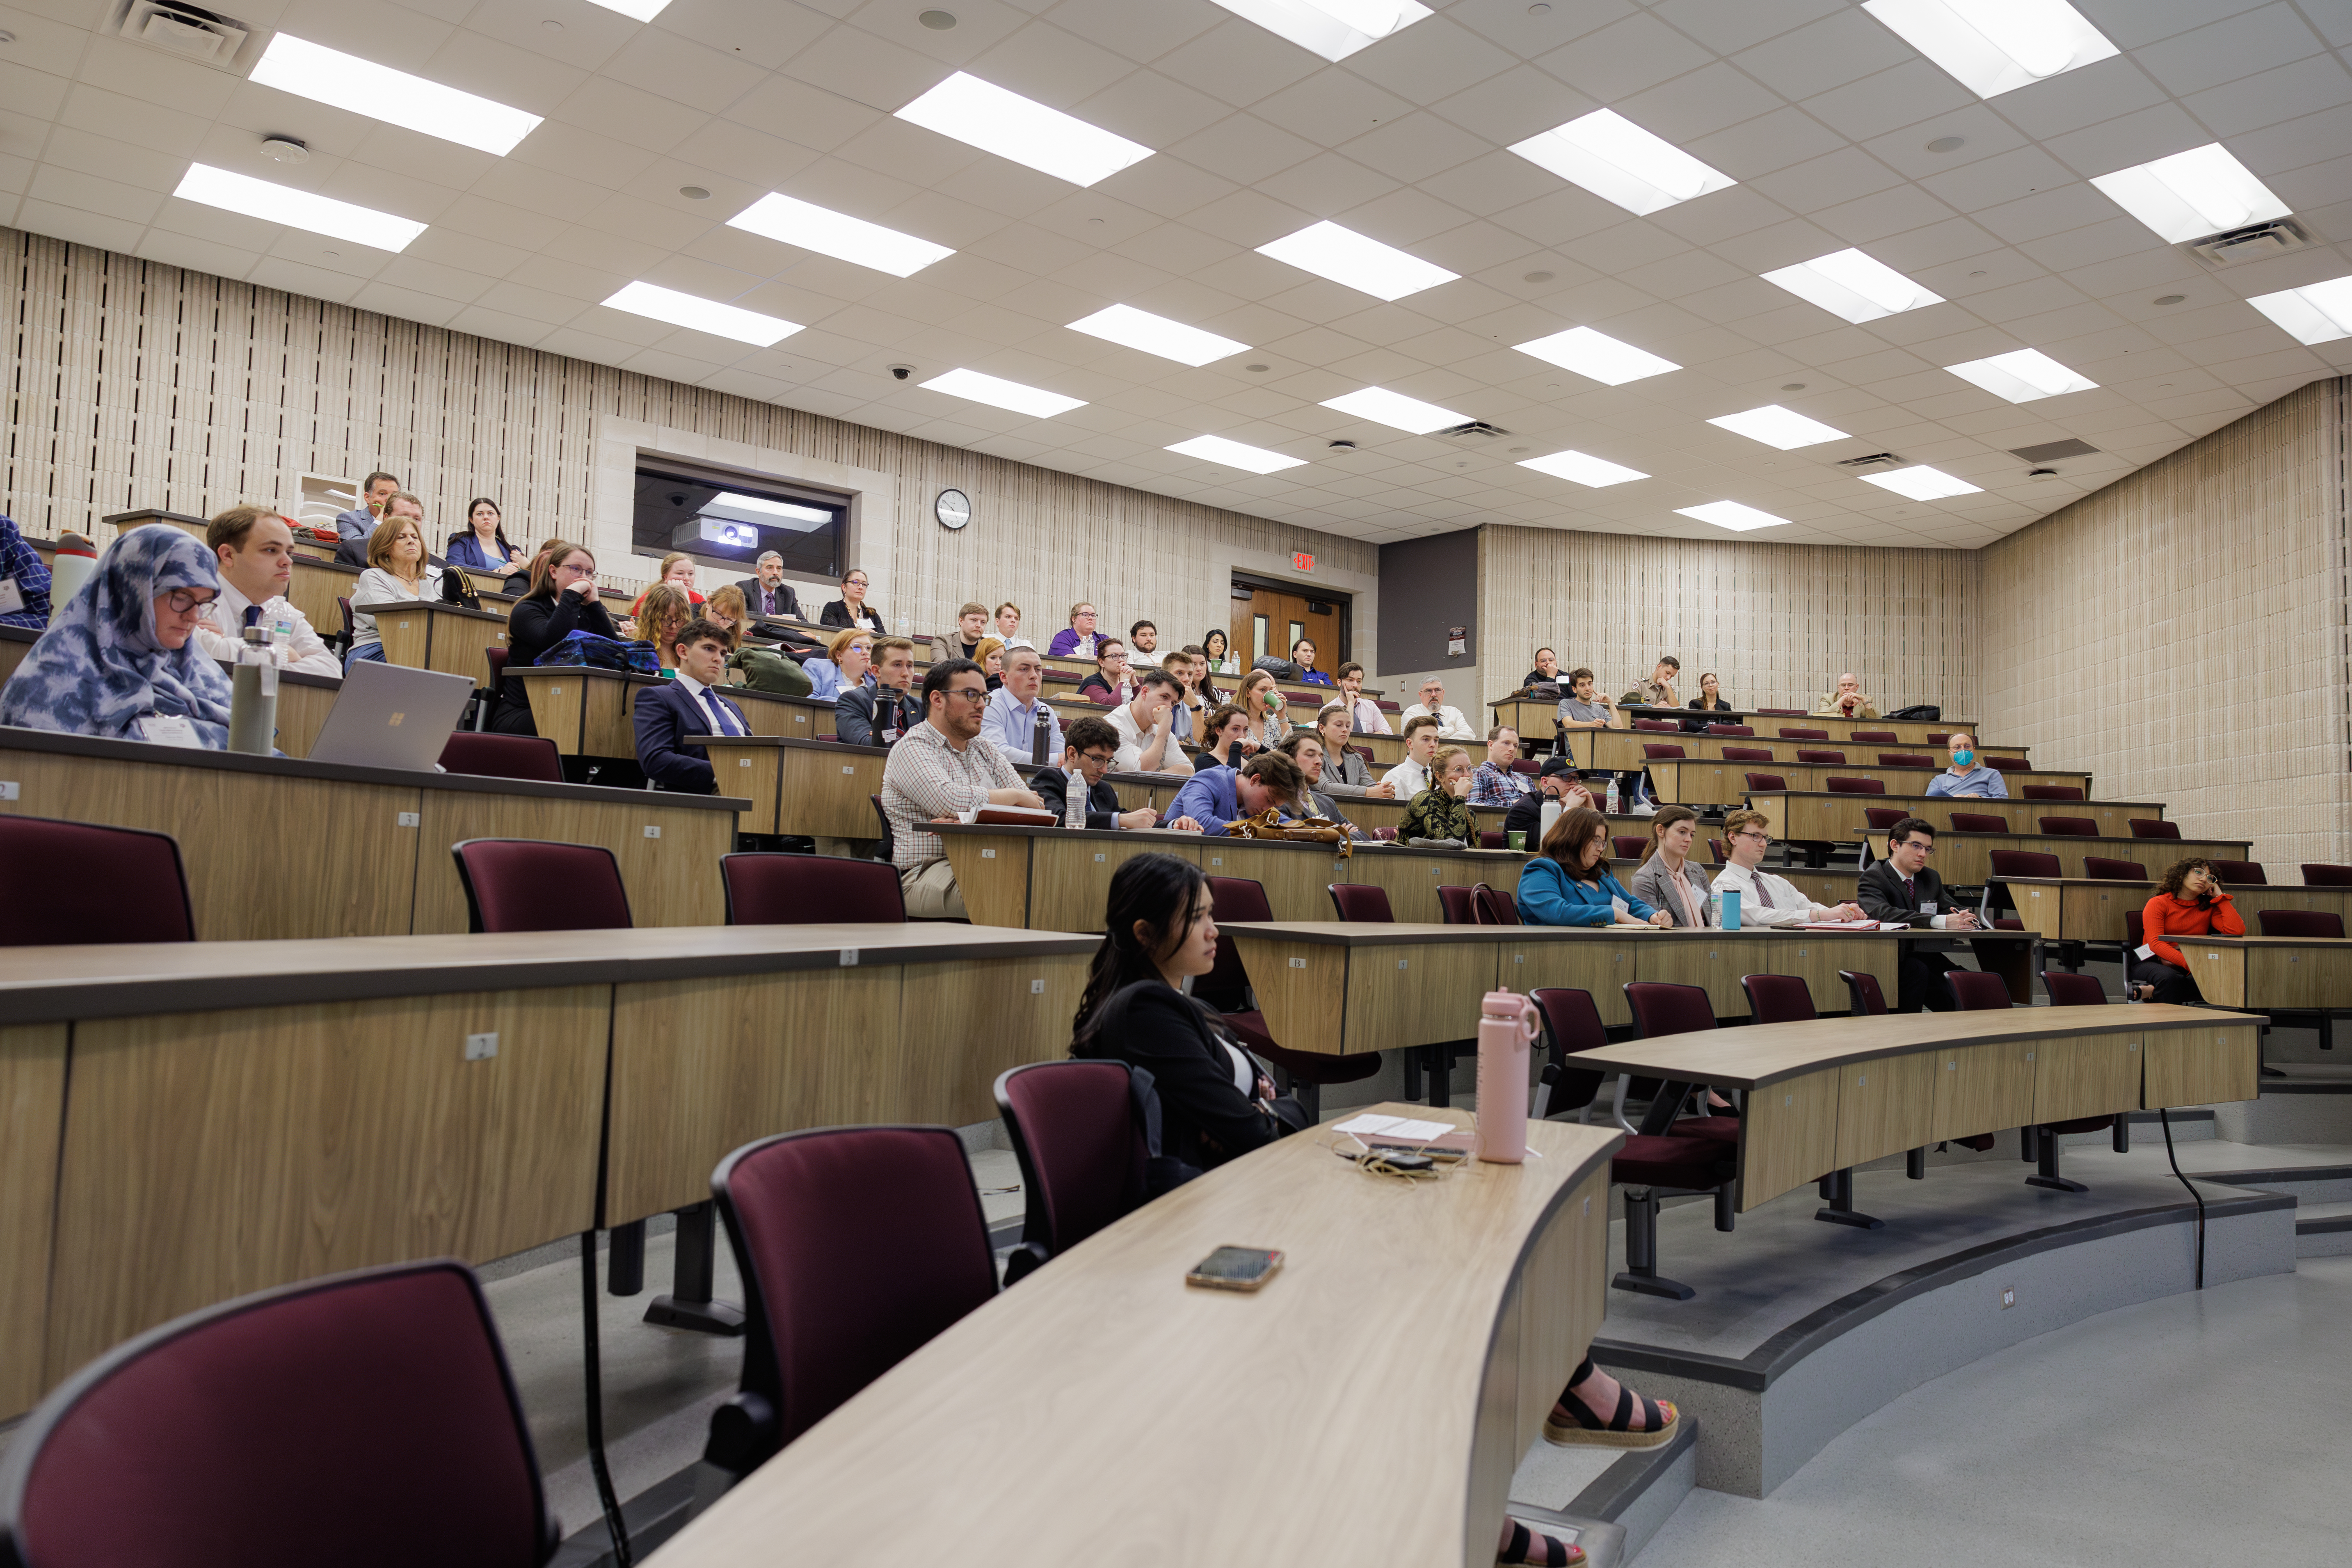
[1479, 526, 1981, 720]
[1980, 378, 2352, 867]
[1, 227, 1371, 648]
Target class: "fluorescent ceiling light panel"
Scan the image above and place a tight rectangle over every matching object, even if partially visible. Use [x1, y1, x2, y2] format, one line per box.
[2089, 144, 2292, 243]
[1676, 501, 1792, 533]
[1506, 108, 1737, 216]
[920, 368, 1086, 418]
[1863, 0, 2118, 98]
[1760, 249, 1942, 324]
[1068, 304, 1247, 367]
[726, 193, 952, 277]
[1518, 450, 1647, 488]
[1255, 220, 1457, 302]
[1320, 386, 1467, 434]
[1513, 326, 1678, 386]
[1708, 405, 1849, 450]
[250, 35, 543, 156]
[172, 164, 425, 252]
[1204, 0, 1432, 62]
[895, 72, 1152, 188]
[1168, 435, 1306, 474]
[2247, 275, 2352, 346]
[601, 281, 801, 347]
[1860, 464, 1983, 501]
[708, 493, 833, 526]
[584, 0, 672, 17]
[1944, 347, 2096, 403]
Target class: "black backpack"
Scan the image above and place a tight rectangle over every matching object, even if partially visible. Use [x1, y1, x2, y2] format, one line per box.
[1887, 704, 1940, 721]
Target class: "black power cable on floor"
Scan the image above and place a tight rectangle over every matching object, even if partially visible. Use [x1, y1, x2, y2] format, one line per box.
[581, 1230, 635, 1566]
[2159, 1109, 2206, 1291]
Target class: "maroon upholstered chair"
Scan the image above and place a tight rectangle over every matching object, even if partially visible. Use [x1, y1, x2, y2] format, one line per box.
[2130, 819, 2183, 840]
[1795, 748, 1847, 763]
[1864, 806, 1907, 831]
[1741, 973, 1816, 1024]
[2211, 859, 2266, 886]
[0, 1260, 555, 1566]
[1328, 882, 1394, 922]
[1989, 849, 2064, 879]
[1707, 837, 1727, 866]
[481, 645, 509, 726]
[1851, 730, 1898, 743]
[2125, 909, 2144, 949]
[1924, 733, 1950, 746]
[705, 1126, 997, 1482]
[1509, 759, 1540, 775]
[1199, 876, 1377, 1116]
[1705, 723, 1753, 736]
[1612, 835, 1650, 861]
[1950, 812, 2011, 833]
[1643, 742, 1687, 761]
[993, 1061, 1147, 1283]
[1435, 885, 1477, 924]
[1744, 772, 1788, 792]
[1757, 707, 1805, 716]
[2022, 784, 2085, 801]
[2258, 909, 2344, 938]
[722, 852, 906, 924]
[2301, 863, 2352, 885]
[0, 816, 194, 944]
[1472, 882, 1520, 926]
[2042, 971, 2108, 1007]
[1722, 745, 1772, 761]
[437, 732, 563, 783]
[1632, 718, 1679, 732]
[1947, 971, 2013, 1011]
[1479, 830, 1506, 849]
[2038, 816, 2097, 836]
[1530, 987, 1610, 1121]
[1877, 752, 1934, 768]
[1986, 757, 2030, 773]
[1621, 982, 1738, 1145]
[1839, 969, 1888, 1015]
[1826, 777, 1884, 795]
[2082, 857, 2147, 882]
[1778, 727, 1829, 740]
[452, 840, 630, 933]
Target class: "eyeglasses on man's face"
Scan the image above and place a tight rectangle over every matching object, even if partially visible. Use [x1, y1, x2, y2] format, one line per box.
[1078, 750, 1115, 768]
[941, 685, 990, 704]
[1734, 830, 1769, 845]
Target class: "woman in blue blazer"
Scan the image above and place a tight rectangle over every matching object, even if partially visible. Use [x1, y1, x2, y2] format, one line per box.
[1517, 805, 1675, 928]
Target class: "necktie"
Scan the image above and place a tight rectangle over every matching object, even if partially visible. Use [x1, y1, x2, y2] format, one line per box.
[1905, 876, 1917, 910]
[243, 605, 263, 629]
[1754, 875, 1774, 908]
[700, 689, 738, 737]
[762, 589, 775, 615]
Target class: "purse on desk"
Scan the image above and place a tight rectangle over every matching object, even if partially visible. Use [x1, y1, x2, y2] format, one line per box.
[1228, 808, 1353, 857]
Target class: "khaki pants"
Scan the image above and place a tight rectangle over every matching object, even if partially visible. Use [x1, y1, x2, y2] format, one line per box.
[901, 859, 967, 919]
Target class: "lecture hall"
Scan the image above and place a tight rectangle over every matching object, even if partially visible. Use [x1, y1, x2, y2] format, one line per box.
[3, 1, 2350, 1563]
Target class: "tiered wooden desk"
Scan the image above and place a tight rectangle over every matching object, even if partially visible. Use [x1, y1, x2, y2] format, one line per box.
[1751, 790, 2165, 843]
[1490, 701, 1974, 750]
[505, 664, 835, 758]
[2, 629, 341, 757]
[1575, 1006, 2261, 1212]
[2146, 935, 2352, 1017]
[1860, 826, 2251, 886]
[690, 734, 881, 839]
[0, 923, 1094, 1420]
[2001, 877, 2352, 946]
[1645, 755, 2090, 806]
[654, 1105, 1621, 1568]
[357, 597, 512, 683]
[0, 727, 739, 935]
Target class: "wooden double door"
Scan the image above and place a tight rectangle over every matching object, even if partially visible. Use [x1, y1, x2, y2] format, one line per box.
[1237, 584, 1344, 677]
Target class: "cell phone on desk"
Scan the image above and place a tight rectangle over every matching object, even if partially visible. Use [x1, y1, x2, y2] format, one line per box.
[1186, 1246, 1284, 1292]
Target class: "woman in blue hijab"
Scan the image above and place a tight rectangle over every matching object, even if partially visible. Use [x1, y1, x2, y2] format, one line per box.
[0, 525, 235, 746]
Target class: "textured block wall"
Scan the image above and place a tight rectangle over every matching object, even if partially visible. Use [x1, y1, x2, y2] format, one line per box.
[1980, 378, 2352, 868]
[0, 226, 1372, 640]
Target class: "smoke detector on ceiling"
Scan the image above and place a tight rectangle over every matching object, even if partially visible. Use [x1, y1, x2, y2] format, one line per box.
[1437, 420, 1511, 440]
[260, 135, 308, 164]
[113, 2, 256, 69]
[2182, 218, 2312, 269]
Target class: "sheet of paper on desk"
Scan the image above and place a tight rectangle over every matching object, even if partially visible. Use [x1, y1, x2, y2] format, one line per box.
[1801, 919, 1879, 930]
[1334, 1113, 1455, 1142]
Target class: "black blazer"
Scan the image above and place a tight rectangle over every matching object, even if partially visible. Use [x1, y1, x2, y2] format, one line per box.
[1503, 790, 1546, 843]
[632, 680, 747, 794]
[735, 578, 803, 621]
[490, 591, 620, 735]
[1074, 983, 1288, 1175]
[1033, 769, 1123, 830]
[835, 683, 922, 747]
[1858, 860, 1959, 926]
[819, 599, 887, 633]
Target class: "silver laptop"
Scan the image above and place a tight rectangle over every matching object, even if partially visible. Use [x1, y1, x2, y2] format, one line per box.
[309, 658, 475, 771]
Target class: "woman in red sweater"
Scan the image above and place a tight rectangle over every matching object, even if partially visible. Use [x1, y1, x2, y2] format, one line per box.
[2134, 858, 2244, 1003]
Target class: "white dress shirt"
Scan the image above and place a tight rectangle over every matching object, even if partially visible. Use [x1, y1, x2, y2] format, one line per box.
[193, 577, 342, 677]
[1400, 702, 1474, 740]
[1108, 701, 1193, 775]
[345, 564, 446, 653]
[672, 671, 746, 736]
[1709, 861, 1833, 928]
[1383, 756, 1431, 797]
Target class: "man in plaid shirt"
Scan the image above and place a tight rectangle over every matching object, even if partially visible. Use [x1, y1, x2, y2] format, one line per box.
[881, 657, 1045, 918]
[1469, 725, 1531, 807]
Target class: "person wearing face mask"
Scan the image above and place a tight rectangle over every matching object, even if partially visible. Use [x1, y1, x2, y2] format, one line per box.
[1924, 731, 2007, 798]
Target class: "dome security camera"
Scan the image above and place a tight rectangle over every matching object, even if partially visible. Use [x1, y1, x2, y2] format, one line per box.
[889, 365, 913, 380]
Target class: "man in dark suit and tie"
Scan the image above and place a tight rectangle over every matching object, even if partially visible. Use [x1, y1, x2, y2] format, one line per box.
[1033, 715, 1159, 830]
[836, 635, 923, 746]
[633, 618, 751, 794]
[1857, 816, 1981, 1011]
[734, 552, 803, 622]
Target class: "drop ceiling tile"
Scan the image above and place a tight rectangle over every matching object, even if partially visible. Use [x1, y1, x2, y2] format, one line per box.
[1255, 151, 1403, 218]
[1428, 62, 1595, 146]
[350, 279, 466, 328]
[1344, 14, 1520, 106]
[131, 229, 263, 282]
[1703, 214, 1843, 271]
[53, 82, 210, 162]
[1150, 18, 1326, 110]
[1536, 10, 1717, 100]
[969, 19, 1140, 108]
[1971, 187, 2113, 246]
[2133, 2, 2326, 99]
[2203, 100, 2352, 178]
[1042, 0, 1225, 63]
[36, 125, 182, 195]
[1247, 68, 1417, 152]
[2187, 50, 2352, 140]
[244, 252, 370, 307]
[414, 26, 590, 117]
[274, 0, 457, 73]
[0, 62, 68, 130]
[722, 75, 884, 155]
[2014, 214, 2162, 274]
[1800, 60, 1973, 144]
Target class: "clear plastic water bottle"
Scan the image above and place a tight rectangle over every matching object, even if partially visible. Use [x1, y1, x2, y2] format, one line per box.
[1605, 777, 1621, 815]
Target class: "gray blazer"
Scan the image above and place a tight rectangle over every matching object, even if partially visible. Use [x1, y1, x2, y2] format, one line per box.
[1321, 745, 1381, 797]
[1629, 856, 1714, 927]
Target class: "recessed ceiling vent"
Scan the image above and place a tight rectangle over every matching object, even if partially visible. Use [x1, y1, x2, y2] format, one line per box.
[2183, 219, 2311, 269]
[113, 2, 255, 69]
[1438, 420, 1511, 439]
[1835, 452, 1904, 471]
[2009, 438, 2099, 462]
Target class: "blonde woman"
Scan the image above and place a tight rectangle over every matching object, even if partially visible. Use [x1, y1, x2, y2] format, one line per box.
[629, 552, 705, 619]
[637, 583, 693, 671]
[1399, 744, 1477, 844]
[805, 626, 873, 702]
[1237, 667, 1288, 752]
[346, 509, 443, 667]
[704, 583, 749, 648]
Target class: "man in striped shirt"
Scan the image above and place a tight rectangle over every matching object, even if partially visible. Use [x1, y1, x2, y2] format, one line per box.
[881, 658, 1044, 918]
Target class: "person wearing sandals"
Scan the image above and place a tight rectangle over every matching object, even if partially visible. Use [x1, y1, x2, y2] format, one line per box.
[1071, 854, 1675, 1568]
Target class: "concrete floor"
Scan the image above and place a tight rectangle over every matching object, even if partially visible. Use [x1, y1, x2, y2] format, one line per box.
[1645, 1255, 2352, 1566]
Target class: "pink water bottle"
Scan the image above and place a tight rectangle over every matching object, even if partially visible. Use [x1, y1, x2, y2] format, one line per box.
[1475, 990, 1537, 1163]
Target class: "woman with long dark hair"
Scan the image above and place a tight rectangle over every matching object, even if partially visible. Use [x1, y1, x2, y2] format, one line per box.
[490, 539, 617, 735]
[1202, 627, 1237, 678]
[1517, 805, 1673, 928]
[445, 496, 523, 580]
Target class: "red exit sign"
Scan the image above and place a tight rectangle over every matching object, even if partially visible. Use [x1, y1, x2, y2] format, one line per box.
[1293, 551, 1314, 571]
